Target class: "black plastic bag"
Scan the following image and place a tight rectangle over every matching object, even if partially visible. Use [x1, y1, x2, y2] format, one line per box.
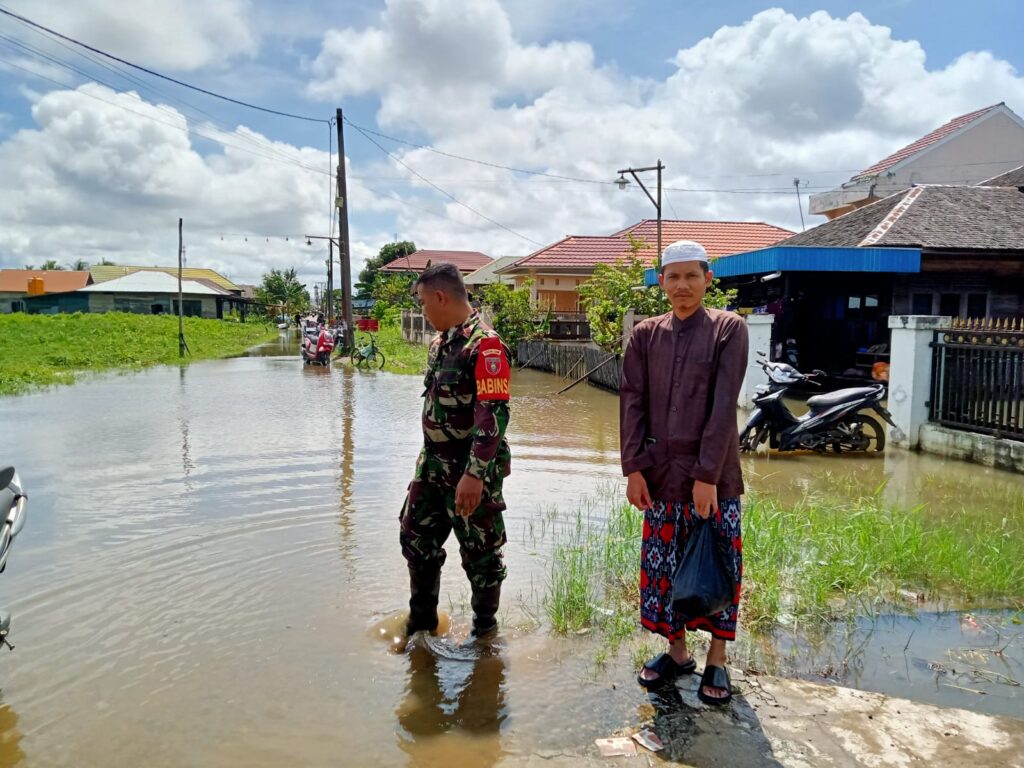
[670, 519, 734, 620]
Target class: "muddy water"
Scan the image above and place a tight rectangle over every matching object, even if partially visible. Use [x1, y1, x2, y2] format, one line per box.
[0, 337, 1021, 766]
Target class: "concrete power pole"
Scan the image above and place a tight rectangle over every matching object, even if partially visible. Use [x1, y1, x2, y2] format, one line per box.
[336, 108, 353, 347]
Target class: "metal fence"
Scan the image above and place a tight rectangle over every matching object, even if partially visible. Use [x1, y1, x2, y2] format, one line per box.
[929, 318, 1024, 440]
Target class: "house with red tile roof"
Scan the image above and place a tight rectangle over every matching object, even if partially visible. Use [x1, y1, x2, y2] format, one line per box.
[378, 249, 492, 275]
[498, 219, 793, 312]
[0, 269, 93, 313]
[809, 103, 1024, 220]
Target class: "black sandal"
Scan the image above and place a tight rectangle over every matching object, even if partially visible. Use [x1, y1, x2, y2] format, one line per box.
[697, 664, 733, 706]
[637, 652, 697, 689]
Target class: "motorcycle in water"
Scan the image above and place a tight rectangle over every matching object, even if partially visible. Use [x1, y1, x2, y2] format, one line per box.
[740, 355, 898, 454]
[0, 466, 27, 650]
[301, 324, 335, 366]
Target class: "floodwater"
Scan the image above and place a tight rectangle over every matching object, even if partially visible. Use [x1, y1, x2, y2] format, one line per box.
[0, 334, 1021, 766]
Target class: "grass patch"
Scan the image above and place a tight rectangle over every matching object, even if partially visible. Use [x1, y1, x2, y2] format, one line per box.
[0, 313, 279, 396]
[345, 323, 427, 375]
[538, 485, 1024, 665]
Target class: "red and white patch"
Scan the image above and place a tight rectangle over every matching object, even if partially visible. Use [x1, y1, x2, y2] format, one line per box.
[475, 337, 510, 401]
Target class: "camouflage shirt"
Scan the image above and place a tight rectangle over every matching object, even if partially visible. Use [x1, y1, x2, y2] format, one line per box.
[420, 312, 512, 483]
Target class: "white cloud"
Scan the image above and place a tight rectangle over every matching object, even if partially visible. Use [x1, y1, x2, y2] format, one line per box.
[306, 3, 1024, 254]
[4, 4, 1024, 294]
[3, 0, 259, 71]
[0, 84, 388, 289]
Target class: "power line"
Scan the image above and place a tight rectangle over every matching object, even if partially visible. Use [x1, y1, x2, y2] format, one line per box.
[344, 117, 1023, 185]
[349, 121, 544, 246]
[0, 4, 329, 124]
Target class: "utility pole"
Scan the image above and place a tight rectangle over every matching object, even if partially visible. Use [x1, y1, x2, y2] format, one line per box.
[336, 108, 353, 348]
[793, 178, 806, 232]
[327, 237, 334, 325]
[177, 217, 187, 357]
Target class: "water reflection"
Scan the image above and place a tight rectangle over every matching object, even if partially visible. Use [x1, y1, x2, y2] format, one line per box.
[396, 637, 507, 768]
[0, 698, 24, 768]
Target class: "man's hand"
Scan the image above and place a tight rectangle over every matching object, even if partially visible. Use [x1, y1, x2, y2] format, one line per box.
[455, 473, 484, 518]
[692, 480, 718, 519]
[626, 471, 653, 511]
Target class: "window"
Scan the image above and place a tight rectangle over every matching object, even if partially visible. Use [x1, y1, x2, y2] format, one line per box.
[555, 278, 559, 286]
[939, 293, 960, 318]
[848, 296, 862, 309]
[967, 293, 988, 318]
[911, 293, 933, 314]
[173, 299, 204, 317]
[865, 295, 879, 308]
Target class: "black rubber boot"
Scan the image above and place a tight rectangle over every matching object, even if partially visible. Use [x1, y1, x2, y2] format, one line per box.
[406, 565, 441, 636]
[470, 583, 502, 637]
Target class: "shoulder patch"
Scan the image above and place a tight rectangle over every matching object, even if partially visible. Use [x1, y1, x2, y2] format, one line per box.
[474, 336, 511, 401]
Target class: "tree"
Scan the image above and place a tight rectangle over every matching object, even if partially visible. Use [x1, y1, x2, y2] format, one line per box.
[479, 280, 540, 356]
[357, 241, 417, 298]
[255, 268, 310, 317]
[28, 259, 65, 271]
[371, 272, 417, 308]
[98, 258, 117, 266]
[68, 259, 89, 271]
[578, 235, 735, 352]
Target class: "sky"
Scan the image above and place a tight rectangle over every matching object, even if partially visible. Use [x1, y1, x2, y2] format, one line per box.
[0, 0, 1022, 291]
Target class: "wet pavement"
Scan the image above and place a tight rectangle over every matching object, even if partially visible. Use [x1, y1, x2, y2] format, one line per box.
[0, 334, 1021, 765]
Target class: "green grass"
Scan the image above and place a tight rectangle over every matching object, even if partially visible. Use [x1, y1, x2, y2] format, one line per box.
[0, 313, 279, 396]
[537, 484, 1024, 665]
[344, 323, 427, 375]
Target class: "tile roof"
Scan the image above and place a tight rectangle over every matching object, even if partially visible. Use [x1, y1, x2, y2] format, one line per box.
[980, 164, 1024, 187]
[79, 270, 230, 295]
[379, 249, 492, 273]
[89, 265, 241, 292]
[0, 269, 92, 293]
[505, 220, 794, 270]
[853, 104, 1003, 180]
[781, 185, 1024, 251]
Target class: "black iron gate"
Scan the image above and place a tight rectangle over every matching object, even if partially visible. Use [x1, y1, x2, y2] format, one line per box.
[929, 318, 1024, 440]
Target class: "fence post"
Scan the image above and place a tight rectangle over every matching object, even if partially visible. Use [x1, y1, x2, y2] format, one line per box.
[740, 314, 774, 409]
[887, 315, 951, 449]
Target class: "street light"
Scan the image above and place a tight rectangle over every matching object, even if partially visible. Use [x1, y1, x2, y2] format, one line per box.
[615, 160, 664, 261]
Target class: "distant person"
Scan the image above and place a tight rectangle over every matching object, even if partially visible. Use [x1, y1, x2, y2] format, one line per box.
[619, 240, 748, 705]
[400, 263, 512, 640]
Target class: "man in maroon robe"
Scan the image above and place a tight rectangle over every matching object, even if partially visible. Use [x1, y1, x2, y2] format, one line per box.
[620, 240, 748, 705]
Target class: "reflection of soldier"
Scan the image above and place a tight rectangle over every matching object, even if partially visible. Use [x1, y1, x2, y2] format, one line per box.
[401, 264, 512, 638]
[396, 640, 507, 768]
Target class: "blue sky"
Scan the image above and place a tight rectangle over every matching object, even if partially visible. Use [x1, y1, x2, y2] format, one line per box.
[0, 1, 1021, 287]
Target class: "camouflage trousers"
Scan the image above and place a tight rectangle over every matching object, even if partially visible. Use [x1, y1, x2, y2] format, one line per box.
[399, 448, 508, 589]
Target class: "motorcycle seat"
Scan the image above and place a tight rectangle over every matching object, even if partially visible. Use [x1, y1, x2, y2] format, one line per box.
[806, 387, 879, 409]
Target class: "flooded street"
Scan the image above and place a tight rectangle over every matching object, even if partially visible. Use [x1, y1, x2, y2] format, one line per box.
[0, 335, 1021, 766]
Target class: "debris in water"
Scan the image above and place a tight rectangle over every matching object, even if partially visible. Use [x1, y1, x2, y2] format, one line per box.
[595, 737, 637, 757]
[632, 729, 664, 753]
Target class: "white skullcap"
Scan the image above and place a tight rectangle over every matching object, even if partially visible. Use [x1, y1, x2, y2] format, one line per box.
[661, 240, 708, 266]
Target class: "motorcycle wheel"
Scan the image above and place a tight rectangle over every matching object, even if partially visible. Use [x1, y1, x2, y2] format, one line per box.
[740, 423, 770, 453]
[833, 414, 885, 453]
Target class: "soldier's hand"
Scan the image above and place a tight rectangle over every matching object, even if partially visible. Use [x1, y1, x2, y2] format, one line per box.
[626, 472, 652, 511]
[455, 473, 484, 518]
[692, 480, 718, 520]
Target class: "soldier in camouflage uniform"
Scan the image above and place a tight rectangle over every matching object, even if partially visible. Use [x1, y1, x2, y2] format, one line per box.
[401, 263, 512, 638]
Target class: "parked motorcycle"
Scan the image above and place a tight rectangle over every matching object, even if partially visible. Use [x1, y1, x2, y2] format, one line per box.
[301, 324, 335, 366]
[0, 466, 27, 650]
[740, 355, 897, 454]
